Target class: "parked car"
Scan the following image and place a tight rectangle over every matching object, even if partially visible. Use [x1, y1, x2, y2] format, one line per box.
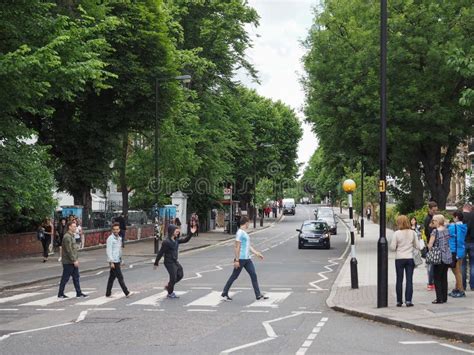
[282, 198, 296, 215]
[297, 220, 331, 249]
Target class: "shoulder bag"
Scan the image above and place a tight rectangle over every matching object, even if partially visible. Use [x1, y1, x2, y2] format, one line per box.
[425, 229, 442, 265]
[412, 231, 423, 267]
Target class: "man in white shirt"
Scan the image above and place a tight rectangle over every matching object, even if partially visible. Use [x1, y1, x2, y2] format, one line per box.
[106, 223, 133, 297]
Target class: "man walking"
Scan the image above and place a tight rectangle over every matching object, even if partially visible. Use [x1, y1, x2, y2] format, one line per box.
[154, 224, 197, 299]
[115, 213, 127, 248]
[57, 221, 88, 298]
[462, 204, 474, 291]
[106, 223, 133, 298]
[424, 201, 438, 290]
[221, 216, 268, 301]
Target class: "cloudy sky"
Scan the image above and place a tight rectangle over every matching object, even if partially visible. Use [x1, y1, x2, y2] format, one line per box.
[238, 0, 320, 175]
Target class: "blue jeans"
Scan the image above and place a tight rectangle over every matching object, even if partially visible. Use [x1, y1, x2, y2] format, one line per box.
[58, 264, 82, 296]
[222, 259, 262, 298]
[462, 242, 474, 290]
[427, 263, 434, 285]
[395, 259, 415, 303]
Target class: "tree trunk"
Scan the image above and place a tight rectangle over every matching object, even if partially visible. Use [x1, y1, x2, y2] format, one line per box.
[409, 165, 424, 210]
[420, 143, 455, 210]
[119, 133, 129, 216]
[73, 187, 92, 229]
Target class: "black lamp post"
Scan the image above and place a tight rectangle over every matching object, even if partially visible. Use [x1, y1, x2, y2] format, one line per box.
[360, 161, 364, 238]
[378, 0, 388, 308]
[343, 179, 358, 289]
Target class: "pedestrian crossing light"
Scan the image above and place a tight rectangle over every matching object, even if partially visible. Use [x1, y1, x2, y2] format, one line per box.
[343, 179, 356, 194]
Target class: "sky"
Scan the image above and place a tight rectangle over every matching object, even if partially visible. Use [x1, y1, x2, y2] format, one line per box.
[237, 0, 320, 175]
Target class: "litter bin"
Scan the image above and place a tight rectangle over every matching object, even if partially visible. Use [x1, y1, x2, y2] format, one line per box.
[230, 221, 238, 234]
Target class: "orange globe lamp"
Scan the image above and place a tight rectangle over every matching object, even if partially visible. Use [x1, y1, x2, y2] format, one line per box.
[343, 179, 356, 193]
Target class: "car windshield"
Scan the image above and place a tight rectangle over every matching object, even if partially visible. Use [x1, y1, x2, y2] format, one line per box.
[302, 222, 327, 232]
[318, 209, 333, 216]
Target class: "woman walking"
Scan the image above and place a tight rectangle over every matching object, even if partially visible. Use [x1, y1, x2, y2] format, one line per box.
[390, 215, 419, 307]
[55, 217, 67, 262]
[39, 218, 54, 263]
[429, 215, 452, 304]
[448, 211, 467, 298]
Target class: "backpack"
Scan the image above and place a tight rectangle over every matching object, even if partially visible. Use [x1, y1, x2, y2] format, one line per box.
[36, 228, 45, 241]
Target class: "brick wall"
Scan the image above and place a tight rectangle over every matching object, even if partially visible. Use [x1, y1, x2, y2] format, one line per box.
[0, 225, 155, 259]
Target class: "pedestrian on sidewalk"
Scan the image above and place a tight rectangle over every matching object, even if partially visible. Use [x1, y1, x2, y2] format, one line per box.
[106, 223, 133, 298]
[153, 224, 197, 299]
[390, 215, 419, 307]
[462, 203, 474, 291]
[424, 201, 438, 290]
[448, 211, 467, 298]
[189, 212, 199, 237]
[428, 214, 452, 304]
[74, 218, 84, 249]
[55, 217, 67, 262]
[366, 206, 372, 222]
[57, 220, 88, 299]
[39, 218, 53, 263]
[221, 216, 268, 302]
[410, 217, 421, 236]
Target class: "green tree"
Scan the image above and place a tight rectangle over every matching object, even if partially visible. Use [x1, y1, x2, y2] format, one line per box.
[303, 0, 474, 210]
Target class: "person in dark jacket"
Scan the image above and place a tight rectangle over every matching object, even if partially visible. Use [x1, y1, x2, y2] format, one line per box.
[153, 224, 197, 299]
[462, 204, 474, 291]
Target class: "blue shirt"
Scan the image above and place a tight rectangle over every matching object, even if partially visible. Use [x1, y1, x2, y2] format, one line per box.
[106, 234, 122, 263]
[236, 229, 250, 259]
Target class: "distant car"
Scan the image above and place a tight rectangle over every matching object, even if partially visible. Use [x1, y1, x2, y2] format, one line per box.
[297, 220, 331, 249]
[282, 198, 296, 215]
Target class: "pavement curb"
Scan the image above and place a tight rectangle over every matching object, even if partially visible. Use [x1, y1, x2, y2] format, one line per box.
[330, 304, 474, 344]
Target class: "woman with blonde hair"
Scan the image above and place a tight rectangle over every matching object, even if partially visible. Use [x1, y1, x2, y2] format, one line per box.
[429, 214, 452, 304]
[390, 215, 419, 307]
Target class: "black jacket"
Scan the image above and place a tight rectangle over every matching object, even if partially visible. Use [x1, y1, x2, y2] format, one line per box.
[464, 211, 474, 243]
[424, 214, 433, 239]
[154, 233, 194, 265]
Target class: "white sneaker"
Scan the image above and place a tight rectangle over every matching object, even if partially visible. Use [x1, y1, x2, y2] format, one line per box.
[126, 291, 135, 298]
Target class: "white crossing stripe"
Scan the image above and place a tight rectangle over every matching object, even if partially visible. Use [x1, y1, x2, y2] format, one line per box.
[185, 291, 238, 307]
[128, 291, 187, 306]
[0, 293, 43, 304]
[20, 292, 77, 306]
[76, 292, 123, 306]
[247, 292, 292, 308]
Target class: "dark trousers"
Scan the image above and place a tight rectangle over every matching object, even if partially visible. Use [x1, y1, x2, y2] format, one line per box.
[58, 264, 82, 296]
[433, 263, 449, 302]
[165, 262, 184, 294]
[106, 263, 129, 296]
[41, 235, 51, 258]
[395, 259, 415, 303]
[222, 259, 261, 298]
[120, 230, 126, 247]
[462, 242, 474, 290]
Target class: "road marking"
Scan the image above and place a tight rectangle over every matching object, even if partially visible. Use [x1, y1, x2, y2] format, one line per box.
[181, 265, 223, 281]
[262, 248, 270, 252]
[191, 287, 213, 290]
[92, 308, 116, 311]
[0, 322, 74, 342]
[187, 309, 217, 312]
[439, 344, 474, 353]
[96, 271, 104, 275]
[186, 291, 238, 307]
[0, 308, 18, 311]
[220, 312, 315, 354]
[20, 292, 77, 306]
[144, 309, 164, 312]
[399, 341, 438, 345]
[233, 287, 252, 290]
[129, 291, 187, 306]
[37, 308, 65, 311]
[0, 292, 43, 304]
[296, 317, 328, 355]
[247, 292, 291, 308]
[76, 292, 122, 306]
[308, 258, 339, 291]
[271, 288, 292, 291]
[241, 310, 269, 313]
[76, 310, 88, 322]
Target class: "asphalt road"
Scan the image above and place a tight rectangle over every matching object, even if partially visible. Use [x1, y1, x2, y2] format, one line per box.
[0, 204, 472, 354]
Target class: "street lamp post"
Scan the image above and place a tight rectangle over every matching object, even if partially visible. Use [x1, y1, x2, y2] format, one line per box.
[378, 0, 388, 308]
[343, 179, 359, 289]
[360, 161, 364, 238]
[154, 74, 191, 253]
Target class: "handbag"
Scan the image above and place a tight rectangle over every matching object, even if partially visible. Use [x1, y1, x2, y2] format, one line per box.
[412, 231, 423, 266]
[426, 230, 442, 265]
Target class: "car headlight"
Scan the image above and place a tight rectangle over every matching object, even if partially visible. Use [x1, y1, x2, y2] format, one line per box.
[322, 233, 330, 238]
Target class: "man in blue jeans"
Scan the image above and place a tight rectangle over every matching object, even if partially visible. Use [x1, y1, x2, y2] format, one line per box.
[57, 221, 88, 298]
[462, 204, 474, 290]
[221, 216, 268, 301]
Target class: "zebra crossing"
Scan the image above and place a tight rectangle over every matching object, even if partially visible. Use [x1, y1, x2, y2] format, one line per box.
[0, 288, 294, 312]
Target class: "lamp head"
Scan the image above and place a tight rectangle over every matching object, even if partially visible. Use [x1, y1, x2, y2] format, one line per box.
[343, 179, 356, 193]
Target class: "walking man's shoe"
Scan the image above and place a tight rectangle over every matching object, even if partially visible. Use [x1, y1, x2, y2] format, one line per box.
[256, 294, 269, 300]
[76, 293, 88, 298]
[221, 294, 233, 302]
[167, 292, 179, 299]
[57, 294, 69, 299]
[126, 291, 136, 298]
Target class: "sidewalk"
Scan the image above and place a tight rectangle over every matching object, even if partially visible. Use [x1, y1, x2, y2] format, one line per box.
[0, 216, 280, 292]
[327, 213, 474, 344]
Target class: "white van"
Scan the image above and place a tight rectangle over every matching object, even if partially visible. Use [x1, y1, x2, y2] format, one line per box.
[282, 198, 296, 215]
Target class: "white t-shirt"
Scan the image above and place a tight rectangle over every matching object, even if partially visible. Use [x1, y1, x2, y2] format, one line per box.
[75, 226, 82, 240]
